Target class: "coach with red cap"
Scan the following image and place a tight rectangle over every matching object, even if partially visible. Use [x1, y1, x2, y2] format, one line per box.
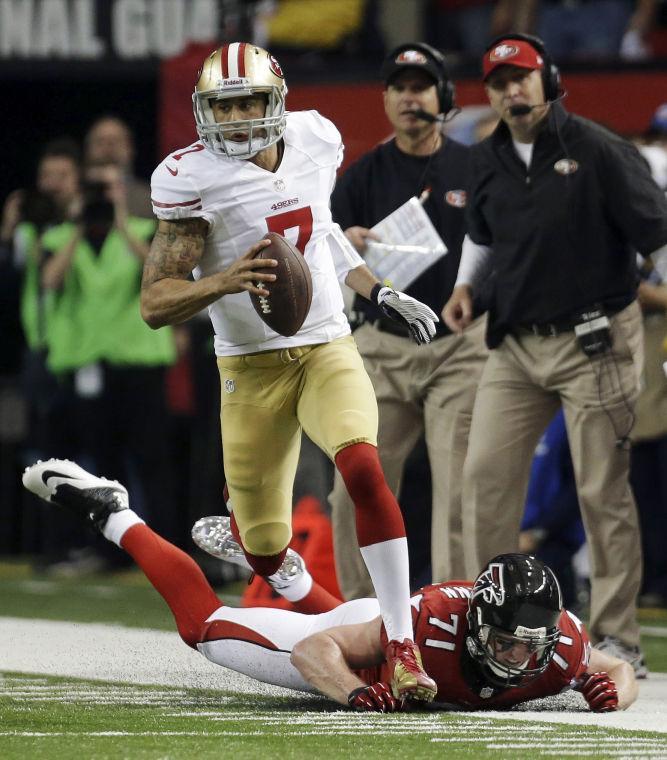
[443, 33, 667, 678]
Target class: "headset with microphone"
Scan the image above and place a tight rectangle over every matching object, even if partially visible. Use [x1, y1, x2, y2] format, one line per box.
[381, 41, 456, 121]
[483, 32, 565, 116]
[507, 98, 566, 117]
[407, 109, 446, 124]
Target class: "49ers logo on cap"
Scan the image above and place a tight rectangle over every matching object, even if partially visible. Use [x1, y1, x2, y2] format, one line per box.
[396, 50, 428, 65]
[269, 55, 284, 78]
[490, 44, 520, 61]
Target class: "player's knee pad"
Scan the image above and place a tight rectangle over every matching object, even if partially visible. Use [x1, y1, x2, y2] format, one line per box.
[243, 521, 291, 558]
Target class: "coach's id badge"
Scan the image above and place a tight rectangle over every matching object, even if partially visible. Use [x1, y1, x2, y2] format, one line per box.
[75, 362, 104, 398]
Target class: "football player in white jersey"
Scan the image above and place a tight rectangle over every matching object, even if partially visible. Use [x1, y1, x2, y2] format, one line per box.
[140, 43, 440, 701]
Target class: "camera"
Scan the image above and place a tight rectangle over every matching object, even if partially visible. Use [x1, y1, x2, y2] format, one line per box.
[80, 181, 114, 237]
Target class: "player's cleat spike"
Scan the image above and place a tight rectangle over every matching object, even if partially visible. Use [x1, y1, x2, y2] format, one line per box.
[385, 638, 438, 702]
[268, 550, 305, 590]
[22, 458, 129, 533]
[191, 515, 248, 567]
[191, 515, 305, 585]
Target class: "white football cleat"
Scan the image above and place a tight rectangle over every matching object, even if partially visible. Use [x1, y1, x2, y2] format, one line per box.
[191, 515, 305, 586]
[23, 458, 129, 532]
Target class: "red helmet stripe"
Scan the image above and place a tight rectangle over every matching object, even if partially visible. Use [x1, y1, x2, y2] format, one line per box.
[237, 42, 247, 76]
[220, 44, 229, 79]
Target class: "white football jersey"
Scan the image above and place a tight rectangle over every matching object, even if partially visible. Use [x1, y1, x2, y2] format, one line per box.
[151, 110, 363, 356]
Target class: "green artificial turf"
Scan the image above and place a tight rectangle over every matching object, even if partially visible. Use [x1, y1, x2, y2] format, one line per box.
[1, 673, 667, 760]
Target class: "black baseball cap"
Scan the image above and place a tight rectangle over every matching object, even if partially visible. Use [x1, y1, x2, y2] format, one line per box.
[381, 44, 442, 86]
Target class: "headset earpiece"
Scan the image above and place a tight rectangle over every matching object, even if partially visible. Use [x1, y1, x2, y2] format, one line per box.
[484, 32, 561, 102]
[386, 41, 456, 115]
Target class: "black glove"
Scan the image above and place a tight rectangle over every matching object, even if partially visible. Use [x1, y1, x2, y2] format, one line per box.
[576, 671, 619, 712]
[348, 682, 404, 713]
[371, 284, 438, 345]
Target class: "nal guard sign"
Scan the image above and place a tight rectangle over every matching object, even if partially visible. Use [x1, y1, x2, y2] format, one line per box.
[0, 0, 221, 59]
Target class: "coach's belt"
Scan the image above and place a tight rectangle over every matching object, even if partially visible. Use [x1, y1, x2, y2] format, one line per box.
[515, 305, 623, 337]
[515, 319, 578, 337]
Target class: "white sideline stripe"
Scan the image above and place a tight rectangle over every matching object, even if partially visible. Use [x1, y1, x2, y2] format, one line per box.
[0, 616, 295, 698]
[1, 617, 667, 734]
[641, 625, 667, 637]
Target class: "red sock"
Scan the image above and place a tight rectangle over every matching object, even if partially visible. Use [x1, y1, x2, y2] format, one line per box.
[120, 524, 221, 648]
[230, 512, 287, 576]
[335, 442, 406, 547]
[290, 581, 342, 614]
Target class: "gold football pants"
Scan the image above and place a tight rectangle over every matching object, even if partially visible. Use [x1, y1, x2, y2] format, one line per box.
[217, 336, 378, 557]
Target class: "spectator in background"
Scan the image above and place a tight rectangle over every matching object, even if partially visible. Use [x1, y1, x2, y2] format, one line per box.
[85, 118, 199, 544]
[425, 0, 532, 59]
[2, 139, 81, 349]
[0, 139, 83, 558]
[84, 116, 153, 218]
[638, 103, 667, 191]
[2, 140, 83, 456]
[530, 0, 658, 61]
[631, 269, 667, 608]
[328, 43, 486, 598]
[631, 106, 667, 608]
[36, 159, 177, 568]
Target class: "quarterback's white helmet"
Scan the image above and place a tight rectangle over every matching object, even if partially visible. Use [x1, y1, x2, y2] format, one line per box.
[192, 42, 287, 159]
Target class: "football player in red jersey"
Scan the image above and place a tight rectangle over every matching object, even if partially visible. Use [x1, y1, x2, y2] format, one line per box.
[24, 460, 637, 714]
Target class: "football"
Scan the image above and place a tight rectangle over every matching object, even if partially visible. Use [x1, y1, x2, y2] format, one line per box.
[249, 232, 313, 337]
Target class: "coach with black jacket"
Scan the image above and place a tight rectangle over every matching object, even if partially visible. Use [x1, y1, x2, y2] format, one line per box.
[444, 33, 667, 677]
[329, 43, 488, 598]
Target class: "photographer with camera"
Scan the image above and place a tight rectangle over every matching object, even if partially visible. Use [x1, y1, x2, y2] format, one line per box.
[34, 161, 178, 569]
[0, 139, 82, 561]
[41, 163, 150, 291]
[83, 116, 152, 219]
[1, 139, 82, 362]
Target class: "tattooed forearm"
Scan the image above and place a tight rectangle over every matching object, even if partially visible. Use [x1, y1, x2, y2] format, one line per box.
[141, 218, 209, 289]
[140, 216, 234, 328]
[140, 216, 275, 329]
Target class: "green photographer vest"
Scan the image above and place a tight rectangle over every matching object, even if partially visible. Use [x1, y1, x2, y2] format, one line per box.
[41, 218, 176, 373]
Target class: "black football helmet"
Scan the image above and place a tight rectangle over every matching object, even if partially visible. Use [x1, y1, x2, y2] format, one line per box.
[466, 554, 562, 688]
